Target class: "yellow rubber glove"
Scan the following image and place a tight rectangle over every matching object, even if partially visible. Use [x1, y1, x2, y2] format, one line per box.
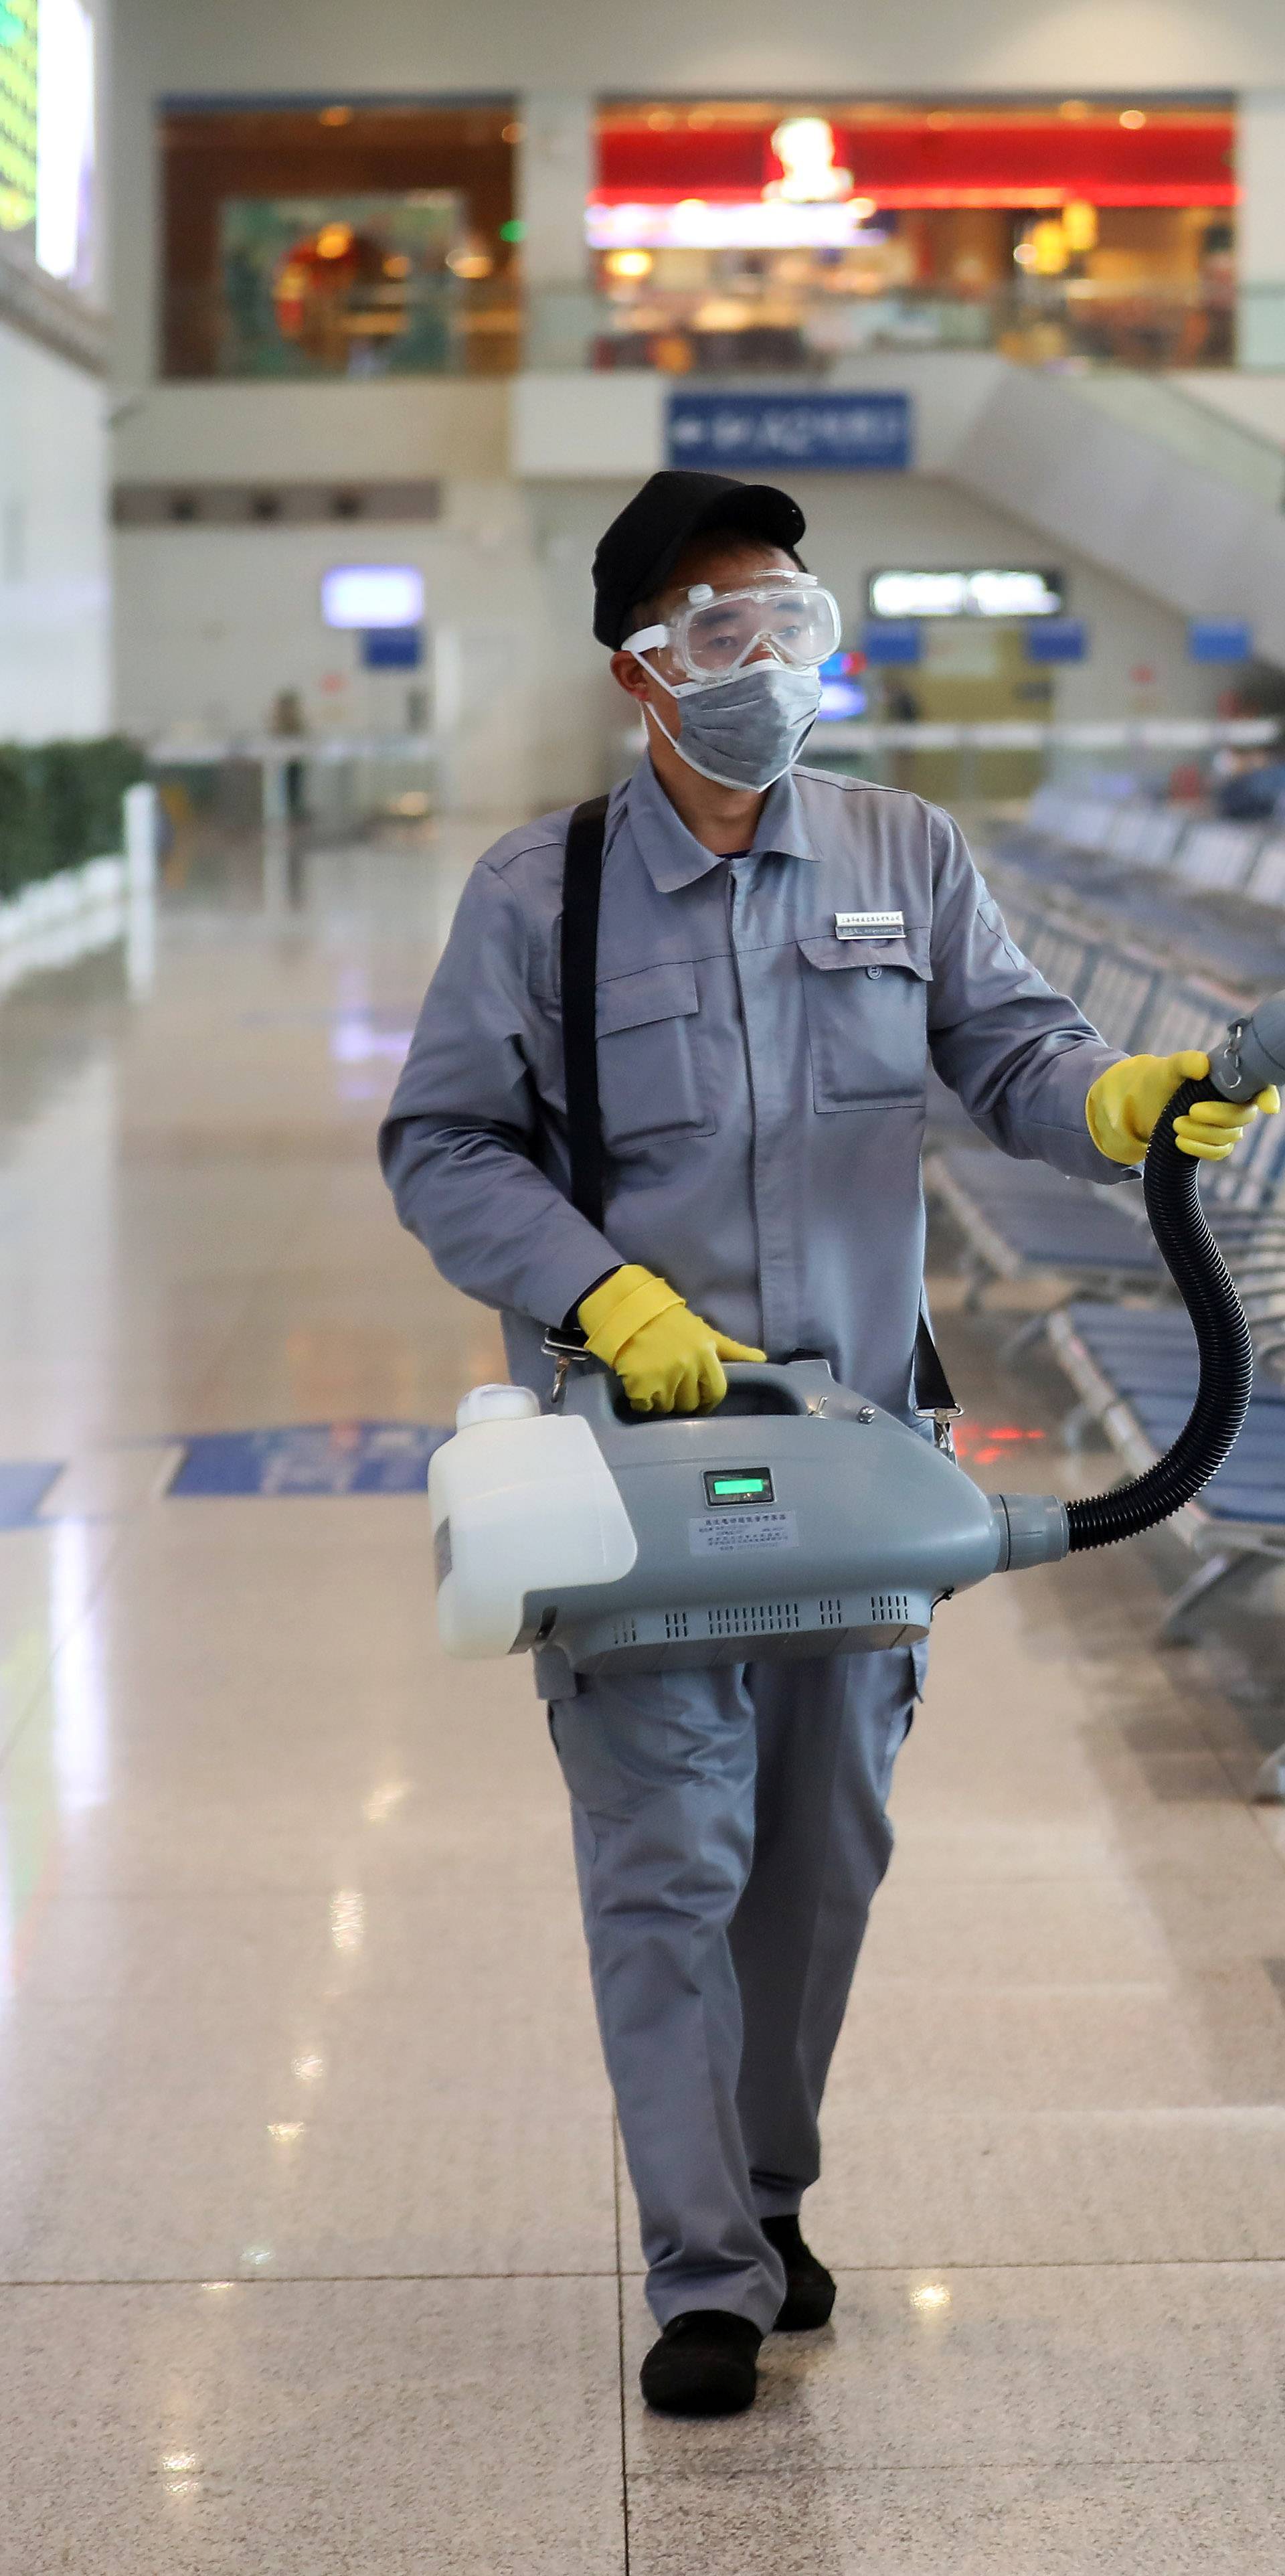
[579, 1264, 766, 1415]
[1086, 1050, 1280, 1167]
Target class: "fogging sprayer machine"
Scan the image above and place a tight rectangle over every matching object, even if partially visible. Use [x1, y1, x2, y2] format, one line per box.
[430, 805, 1285, 1684]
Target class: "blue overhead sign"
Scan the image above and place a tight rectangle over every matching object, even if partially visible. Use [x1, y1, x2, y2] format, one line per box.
[667, 390, 912, 474]
[1188, 619, 1254, 664]
[1025, 617, 1088, 664]
[862, 620, 922, 666]
[361, 626, 424, 670]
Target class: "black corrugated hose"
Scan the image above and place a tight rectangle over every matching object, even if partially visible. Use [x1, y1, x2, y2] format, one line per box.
[1065, 1076, 1256, 1552]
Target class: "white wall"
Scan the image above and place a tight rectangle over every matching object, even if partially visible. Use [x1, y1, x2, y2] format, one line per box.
[112, 0, 1285, 96]
[786, 476, 1216, 726]
[1175, 371, 1285, 449]
[114, 466, 1213, 813]
[112, 381, 509, 483]
[112, 478, 617, 813]
[0, 321, 110, 741]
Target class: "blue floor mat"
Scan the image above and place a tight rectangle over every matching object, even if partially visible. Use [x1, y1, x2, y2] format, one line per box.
[169, 1422, 451, 1498]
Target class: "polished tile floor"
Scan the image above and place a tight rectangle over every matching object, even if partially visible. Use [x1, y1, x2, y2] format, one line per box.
[1, 824, 1284, 2572]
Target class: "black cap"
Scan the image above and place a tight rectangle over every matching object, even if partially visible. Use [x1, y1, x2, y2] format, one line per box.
[592, 469, 807, 648]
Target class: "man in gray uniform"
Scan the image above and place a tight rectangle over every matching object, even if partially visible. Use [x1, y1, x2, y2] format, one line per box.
[381, 471, 1262, 2417]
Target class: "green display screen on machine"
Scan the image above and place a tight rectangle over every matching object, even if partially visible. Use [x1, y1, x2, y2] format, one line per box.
[703, 1469, 775, 1506]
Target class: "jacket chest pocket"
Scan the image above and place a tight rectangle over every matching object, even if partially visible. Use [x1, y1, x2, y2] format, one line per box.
[798, 933, 930, 1113]
[596, 959, 713, 1145]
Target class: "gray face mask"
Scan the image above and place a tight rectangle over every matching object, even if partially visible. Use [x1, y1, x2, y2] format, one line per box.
[644, 658, 822, 793]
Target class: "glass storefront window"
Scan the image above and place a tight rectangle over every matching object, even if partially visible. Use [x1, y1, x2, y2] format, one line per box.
[160, 102, 520, 380]
[587, 99, 1237, 374]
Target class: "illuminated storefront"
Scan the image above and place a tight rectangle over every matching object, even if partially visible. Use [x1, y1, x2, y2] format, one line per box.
[588, 99, 1237, 372]
[161, 103, 521, 380]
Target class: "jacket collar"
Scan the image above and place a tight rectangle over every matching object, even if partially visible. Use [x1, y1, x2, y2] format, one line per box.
[616, 754, 819, 894]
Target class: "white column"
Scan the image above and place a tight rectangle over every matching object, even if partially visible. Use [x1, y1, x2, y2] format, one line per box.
[515, 92, 594, 366]
[123, 781, 158, 894]
[1238, 92, 1285, 368]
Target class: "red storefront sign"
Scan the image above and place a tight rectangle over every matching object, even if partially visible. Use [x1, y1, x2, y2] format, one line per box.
[594, 112, 1237, 210]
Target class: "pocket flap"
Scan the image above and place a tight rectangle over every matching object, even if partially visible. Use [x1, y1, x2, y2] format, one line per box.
[798, 929, 931, 979]
[596, 959, 700, 1036]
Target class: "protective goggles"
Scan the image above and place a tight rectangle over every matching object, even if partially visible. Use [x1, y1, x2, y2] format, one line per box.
[624, 572, 842, 684]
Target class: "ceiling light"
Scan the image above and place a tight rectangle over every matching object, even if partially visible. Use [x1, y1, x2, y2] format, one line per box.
[329, 1886, 365, 1948]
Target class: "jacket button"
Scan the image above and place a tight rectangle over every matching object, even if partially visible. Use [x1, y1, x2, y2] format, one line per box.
[866, 963, 883, 979]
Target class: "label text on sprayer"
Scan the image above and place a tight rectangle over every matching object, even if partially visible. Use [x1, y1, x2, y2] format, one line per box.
[688, 1510, 800, 1556]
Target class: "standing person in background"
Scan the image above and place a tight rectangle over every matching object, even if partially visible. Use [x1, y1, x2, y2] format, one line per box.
[270, 688, 309, 823]
[380, 471, 1274, 2421]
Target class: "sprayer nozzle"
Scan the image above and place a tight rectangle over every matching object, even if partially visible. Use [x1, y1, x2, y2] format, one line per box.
[1207, 989, 1285, 1106]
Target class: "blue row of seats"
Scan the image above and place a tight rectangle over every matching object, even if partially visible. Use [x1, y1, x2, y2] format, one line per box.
[1026, 781, 1285, 908]
[1048, 1305, 1285, 1661]
[926, 849, 1285, 1664]
[926, 898, 1285, 1352]
[1011, 783, 1285, 994]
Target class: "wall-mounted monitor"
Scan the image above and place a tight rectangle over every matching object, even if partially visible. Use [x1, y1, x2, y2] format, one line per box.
[1, 0, 98, 296]
[868, 568, 1065, 621]
[35, 0, 95, 289]
[321, 564, 424, 629]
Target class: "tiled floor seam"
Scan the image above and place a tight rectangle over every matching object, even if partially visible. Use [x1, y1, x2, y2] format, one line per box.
[617, 2253, 1285, 2276]
[613, 2114, 633, 2576]
[624, 2451, 1277, 2482]
[0, 2267, 622, 2287]
[5, 2254, 1285, 2289]
[0, 1518, 133, 1777]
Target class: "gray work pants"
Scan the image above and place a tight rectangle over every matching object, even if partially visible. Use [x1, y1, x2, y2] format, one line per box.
[549, 1649, 916, 2332]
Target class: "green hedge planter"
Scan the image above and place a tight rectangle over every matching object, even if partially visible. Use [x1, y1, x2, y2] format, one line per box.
[0, 737, 147, 901]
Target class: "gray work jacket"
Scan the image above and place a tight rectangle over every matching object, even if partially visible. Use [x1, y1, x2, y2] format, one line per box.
[379, 756, 1122, 1418]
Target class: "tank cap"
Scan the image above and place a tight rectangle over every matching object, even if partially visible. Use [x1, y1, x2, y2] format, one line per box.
[455, 1383, 541, 1431]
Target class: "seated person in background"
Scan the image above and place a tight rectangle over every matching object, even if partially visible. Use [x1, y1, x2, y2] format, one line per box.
[1213, 661, 1285, 821]
[1214, 747, 1285, 822]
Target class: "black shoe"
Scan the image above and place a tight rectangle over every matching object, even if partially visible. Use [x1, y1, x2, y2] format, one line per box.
[639, 2310, 762, 2417]
[762, 2214, 836, 2331]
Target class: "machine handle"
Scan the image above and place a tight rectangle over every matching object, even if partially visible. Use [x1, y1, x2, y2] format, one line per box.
[716, 1362, 812, 1413]
[564, 1356, 816, 1423]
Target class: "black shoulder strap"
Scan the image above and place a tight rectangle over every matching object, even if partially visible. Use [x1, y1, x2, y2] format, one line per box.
[560, 795, 611, 1232]
[914, 1311, 960, 1422]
